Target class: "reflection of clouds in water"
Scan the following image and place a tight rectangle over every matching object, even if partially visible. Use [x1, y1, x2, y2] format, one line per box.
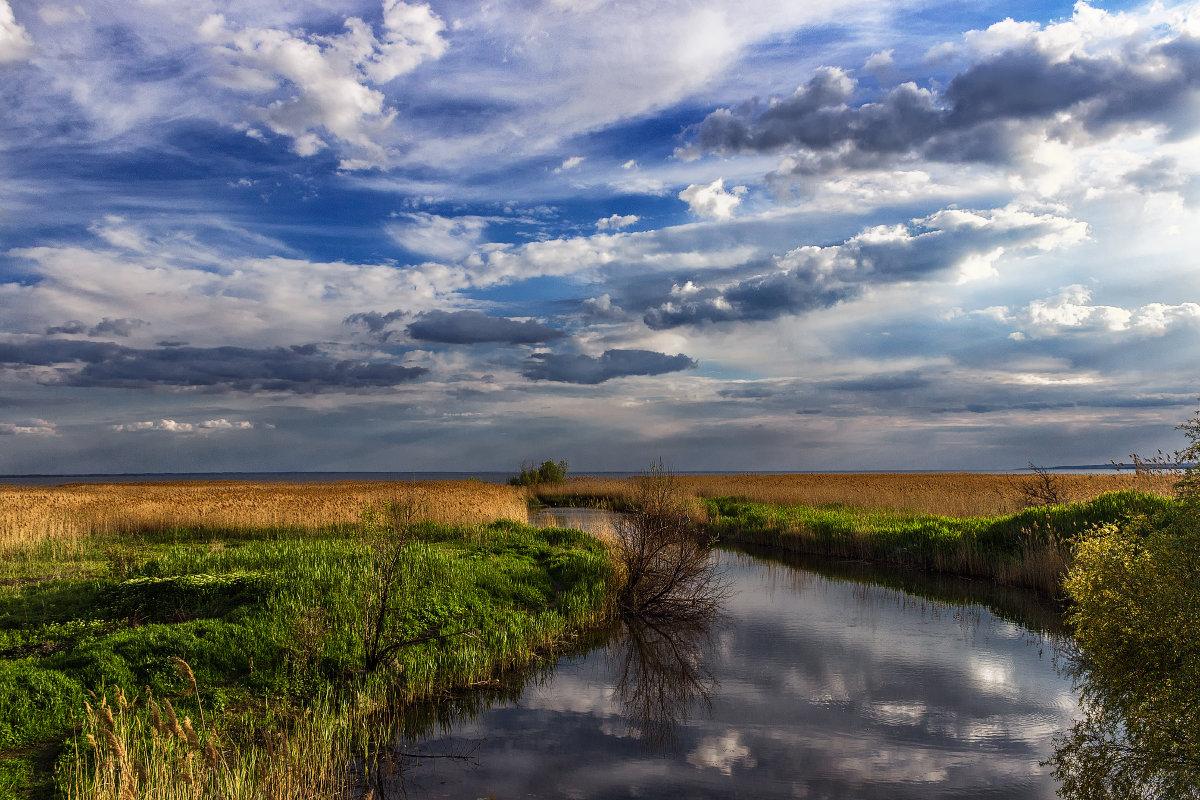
[404, 553, 1075, 798]
[686, 731, 757, 774]
[518, 669, 616, 716]
[970, 654, 1016, 692]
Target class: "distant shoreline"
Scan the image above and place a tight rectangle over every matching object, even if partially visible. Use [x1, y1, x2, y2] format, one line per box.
[0, 465, 1132, 486]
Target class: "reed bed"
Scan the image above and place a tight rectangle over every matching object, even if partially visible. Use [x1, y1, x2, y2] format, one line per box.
[0, 481, 528, 551]
[535, 472, 1175, 517]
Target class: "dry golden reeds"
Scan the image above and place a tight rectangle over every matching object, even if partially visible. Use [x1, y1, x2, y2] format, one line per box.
[535, 472, 1175, 518]
[0, 480, 528, 551]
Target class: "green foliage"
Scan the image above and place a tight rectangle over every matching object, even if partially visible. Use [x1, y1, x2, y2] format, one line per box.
[1053, 504, 1200, 797]
[1049, 404, 1200, 798]
[509, 459, 569, 486]
[704, 490, 1166, 590]
[0, 518, 617, 797]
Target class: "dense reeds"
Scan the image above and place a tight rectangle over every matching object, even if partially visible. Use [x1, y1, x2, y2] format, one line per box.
[0, 480, 528, 551]
[533, 472, 1174, 517]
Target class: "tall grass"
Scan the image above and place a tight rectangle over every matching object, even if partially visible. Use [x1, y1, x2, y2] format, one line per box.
[533, 472, 1174, 518]
[0, 481, 528, 551]
[0, 515, 617, 798]
[705, 490, 1172, 594]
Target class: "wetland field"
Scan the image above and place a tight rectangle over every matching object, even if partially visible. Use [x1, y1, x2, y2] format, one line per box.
[0, 472, 1193, 798]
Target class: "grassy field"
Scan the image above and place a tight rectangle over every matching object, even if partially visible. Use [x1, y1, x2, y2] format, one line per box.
[0, 487, 614, 799]
[705, 491, 1173, 593]
[533, 472, 1173, 517]
[0, 481, 528, 552]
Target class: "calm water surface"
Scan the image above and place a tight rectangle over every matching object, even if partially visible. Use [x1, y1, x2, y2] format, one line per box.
[399, 510, 1077, 798]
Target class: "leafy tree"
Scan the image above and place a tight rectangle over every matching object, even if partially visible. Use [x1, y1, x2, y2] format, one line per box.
[508, 459, 569, 486]
[1050, 405, 1200, 798]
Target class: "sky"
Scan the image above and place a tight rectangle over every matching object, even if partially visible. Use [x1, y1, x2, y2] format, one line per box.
[1, 0, 1199, 474]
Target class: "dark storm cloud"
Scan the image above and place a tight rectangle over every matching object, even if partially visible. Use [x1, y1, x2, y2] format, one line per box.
[0, 339, 427, 392]
[642, 207, 1079, 328]
[683, 36, 1200, 174]
[521, 349, 697, 384]
[407, 310, 564, 345]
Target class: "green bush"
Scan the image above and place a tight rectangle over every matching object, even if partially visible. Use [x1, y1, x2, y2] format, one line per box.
[508, 459, 569, 486]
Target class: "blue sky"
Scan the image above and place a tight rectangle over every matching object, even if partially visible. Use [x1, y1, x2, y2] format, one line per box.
[1, 0, 1198, 473]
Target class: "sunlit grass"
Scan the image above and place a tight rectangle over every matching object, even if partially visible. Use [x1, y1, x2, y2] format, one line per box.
[533, 472, 1174, 517]
[705, 490, 1173, 593]
[0, 480, 529, 551]
[0, 515, 616, 798]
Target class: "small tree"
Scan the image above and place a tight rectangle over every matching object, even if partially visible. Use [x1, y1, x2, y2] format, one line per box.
[356, 498, 466, 675]
[508, 459, 569, 486]
[612, 462, 726, 621]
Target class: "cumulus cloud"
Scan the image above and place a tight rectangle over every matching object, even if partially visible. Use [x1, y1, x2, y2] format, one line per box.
[199, 1, 448, 168]
[112, 418, 255, 433]
[0, 339, 428, 392]
[643, 204, 1087, 328]
[521, 348, 697, 384]
[681, 7, 1200, 180]
[596, 214, 639, 231]
[678, 178, 747, 220]
[1008, 285, 1200, 338]
[0, 0, 31, 64]
[406, 309, 564, 344]
[0, 418, 56, 436]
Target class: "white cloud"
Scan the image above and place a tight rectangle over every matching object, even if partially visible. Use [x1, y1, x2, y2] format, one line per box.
[1009, 285, 1200, 338]
[199, 1, 447, 168]
[595, 213, 639, 230]
[678, 178, 747, 220]
[112, 419, 255, 433]
[0, 0, 32, 63]
[386, 212, 491, 260]
[36, 5, 88, 26]
[2, 223, 475, 348]
[863, 48, 893, 73]
[554, 155, 585, 173]
[0, 418, 56, 436]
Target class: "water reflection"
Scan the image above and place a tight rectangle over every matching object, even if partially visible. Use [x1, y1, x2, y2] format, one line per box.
[609, 613, 719, 748]
[385, 540, 1076, 799]
[1049, 648, 1200, 799]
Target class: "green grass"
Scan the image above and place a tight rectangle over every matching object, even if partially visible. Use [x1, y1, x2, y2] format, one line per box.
[0, 518, 617, 798]
[705, 490, 1172, 593]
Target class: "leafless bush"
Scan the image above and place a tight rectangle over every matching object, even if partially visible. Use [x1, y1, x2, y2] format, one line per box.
[1013, 463, 1069, 508]
[613, 462, 728, 622]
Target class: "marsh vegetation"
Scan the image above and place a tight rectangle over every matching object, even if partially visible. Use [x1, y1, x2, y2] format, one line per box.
[0, 458, 1195, 797]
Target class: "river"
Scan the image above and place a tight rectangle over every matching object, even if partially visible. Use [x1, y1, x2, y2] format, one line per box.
[387, 508, 1077, 798]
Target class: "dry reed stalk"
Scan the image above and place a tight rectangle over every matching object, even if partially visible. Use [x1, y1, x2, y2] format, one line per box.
[0, 480, 529, 550]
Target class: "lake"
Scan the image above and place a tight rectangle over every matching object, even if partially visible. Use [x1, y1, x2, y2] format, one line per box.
[385, 508, 1077, 798]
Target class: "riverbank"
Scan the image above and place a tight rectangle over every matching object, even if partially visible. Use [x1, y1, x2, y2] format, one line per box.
[0, 514, 615, 798]
[704, 491, 1173, 594]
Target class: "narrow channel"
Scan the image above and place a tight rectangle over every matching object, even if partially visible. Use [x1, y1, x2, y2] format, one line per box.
[393, 509, 1077, 798]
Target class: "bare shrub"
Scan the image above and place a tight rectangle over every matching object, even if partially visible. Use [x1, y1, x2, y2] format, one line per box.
[613, 463, 727, 622]
[1012, 463, 1069, 508]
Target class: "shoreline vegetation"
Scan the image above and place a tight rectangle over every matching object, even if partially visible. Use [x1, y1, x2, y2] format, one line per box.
[0, 469, 1193, 797]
